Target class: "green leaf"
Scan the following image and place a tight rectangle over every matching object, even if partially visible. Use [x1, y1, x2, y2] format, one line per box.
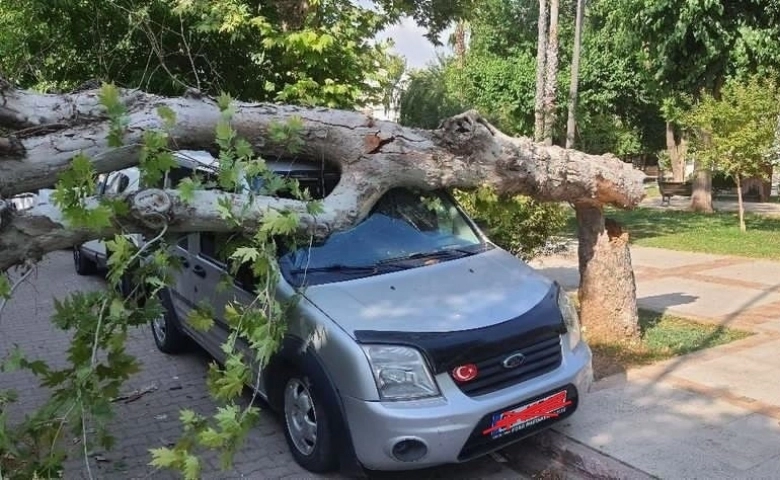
[261, 210, 300, 236]
[149, 447, 179, 468]
[216, 92, 233, 112]
[216, 196, 236, 222]
[215, 119, 236, 150]
[187, 307, 215, 332]
[179, 409, 199, 427]
[234, 138, 254, 160]
[157, 105, 177, 129]
[0, 275, 10, 300]
[230, 247, 259, 266]
[177, 177, 200, 204]
[1, 345, 25, 372]
[183, 454, 200, 480]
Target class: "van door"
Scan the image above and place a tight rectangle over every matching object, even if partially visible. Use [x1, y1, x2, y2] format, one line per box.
[191, 233, 262, 383]
[168, 233, 198, 336]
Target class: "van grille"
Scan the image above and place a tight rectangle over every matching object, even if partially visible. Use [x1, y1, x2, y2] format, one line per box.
[452, 333, 562, 397]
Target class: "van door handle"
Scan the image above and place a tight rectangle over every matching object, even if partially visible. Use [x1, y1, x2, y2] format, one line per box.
[192, 265, 206, 278]
[177, 256, 190, 268]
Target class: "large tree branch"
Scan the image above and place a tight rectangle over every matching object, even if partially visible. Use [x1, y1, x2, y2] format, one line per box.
[0, 82, 645, 271]
[1, 84, 645, 203]
[0, 185, 363, 272]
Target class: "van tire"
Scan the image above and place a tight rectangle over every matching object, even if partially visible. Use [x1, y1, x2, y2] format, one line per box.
[150, 290, 188, 354]
[281, 369, 338, 473]
[73, 247, 97, 276]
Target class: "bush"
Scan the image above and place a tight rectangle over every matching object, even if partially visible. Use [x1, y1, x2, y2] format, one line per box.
[454, 187, 568, 260]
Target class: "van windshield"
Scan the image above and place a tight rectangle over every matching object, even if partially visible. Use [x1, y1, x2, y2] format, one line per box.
[279, 188, 489, 285]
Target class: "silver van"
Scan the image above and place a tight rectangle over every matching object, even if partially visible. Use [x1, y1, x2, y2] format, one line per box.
[149, 159, 593, 476]
[73, 151, 222, 295]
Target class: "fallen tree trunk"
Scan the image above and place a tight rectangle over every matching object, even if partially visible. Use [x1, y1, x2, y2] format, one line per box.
[1, 81, 646, 343]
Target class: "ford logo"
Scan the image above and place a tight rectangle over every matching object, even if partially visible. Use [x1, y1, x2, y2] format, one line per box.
[502, 353, 526, 369]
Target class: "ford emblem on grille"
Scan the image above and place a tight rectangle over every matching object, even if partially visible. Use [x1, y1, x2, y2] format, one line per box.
[502, 352, 526, 369]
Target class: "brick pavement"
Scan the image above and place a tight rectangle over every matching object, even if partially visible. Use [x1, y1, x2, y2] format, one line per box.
[1, 252, 535, 479]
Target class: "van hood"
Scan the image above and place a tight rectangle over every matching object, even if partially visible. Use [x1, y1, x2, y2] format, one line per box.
[301, 248, 555, 335]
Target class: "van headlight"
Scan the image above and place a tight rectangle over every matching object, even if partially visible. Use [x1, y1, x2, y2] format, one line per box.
[361, 345, 441, 401]
[558, 287, 582, 349]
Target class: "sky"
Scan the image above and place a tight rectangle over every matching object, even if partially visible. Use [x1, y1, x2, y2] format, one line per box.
[354, 0, 453, 70]
[375, 17, 453, 69]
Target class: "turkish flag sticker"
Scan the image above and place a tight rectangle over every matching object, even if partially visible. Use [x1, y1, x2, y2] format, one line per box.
[452, 364, 479, 382]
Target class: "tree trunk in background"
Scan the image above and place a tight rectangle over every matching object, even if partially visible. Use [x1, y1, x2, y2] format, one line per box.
[575, 203, 641, 344]
[565, 0, 585, 149]
[735, 173, 746, 232]
[534, 0, 548, 142]
[690, 162, 714, 213]
[542, 0, 560, 145]
[665, 121, 685, 182]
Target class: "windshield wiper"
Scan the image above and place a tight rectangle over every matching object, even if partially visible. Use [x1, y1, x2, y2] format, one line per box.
[288, 264, 409, 275]
[378, 247, 475, 265]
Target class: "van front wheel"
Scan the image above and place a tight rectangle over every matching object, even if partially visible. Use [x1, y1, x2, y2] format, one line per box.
[282, 373, 338, 473]
[150, 291, 188, 354]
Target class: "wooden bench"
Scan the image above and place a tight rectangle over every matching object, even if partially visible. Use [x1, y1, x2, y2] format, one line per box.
[657, 180, 692, 206]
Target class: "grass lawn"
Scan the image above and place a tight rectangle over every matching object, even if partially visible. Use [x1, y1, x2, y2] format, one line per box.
[589, 309, 752, 380]
[562, 207, 780, 260]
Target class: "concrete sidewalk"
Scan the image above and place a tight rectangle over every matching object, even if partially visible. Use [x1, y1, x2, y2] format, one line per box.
[529, 246, 780, 479]
[640, 195, 780, 217]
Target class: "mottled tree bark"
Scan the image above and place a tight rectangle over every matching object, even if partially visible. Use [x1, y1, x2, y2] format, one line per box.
[565, 0, 585, 149]
[575, 203, 640, 344]
[542, 0, 560, 146]
[665, 121, 686, 182]
[690, 163, 713, 213]
[534, 0, 548, 142]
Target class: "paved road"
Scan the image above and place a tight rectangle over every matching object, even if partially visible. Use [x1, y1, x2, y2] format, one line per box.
[1, 252, 544, 479]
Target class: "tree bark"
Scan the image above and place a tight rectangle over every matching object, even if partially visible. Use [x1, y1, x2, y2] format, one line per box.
[542, 0, 560, 146]
[534, 0, 548, 142]
[690, 161, 713, 213]
[665, 121, 686, 182]
[565, 0, 585, 149]
[735, 173, 746, 232]
[575, 203, 640, 344]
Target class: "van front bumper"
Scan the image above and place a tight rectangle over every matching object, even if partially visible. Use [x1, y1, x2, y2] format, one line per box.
[341, 341, 593, 471]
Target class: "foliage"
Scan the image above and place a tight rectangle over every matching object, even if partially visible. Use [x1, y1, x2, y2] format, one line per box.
[683, 75, 780, 230]
[455, 188, 568, 260]
[590, 309, 751, 380]
[373, 0, 476, 43]
[399, 59, 465, 129]
[684, 76, 780, 180]
[0, 0, 394, 108]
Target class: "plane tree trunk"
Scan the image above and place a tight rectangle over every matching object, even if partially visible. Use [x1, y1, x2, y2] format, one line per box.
[575, 203, 640, 344]
[0, 81, 646, 343]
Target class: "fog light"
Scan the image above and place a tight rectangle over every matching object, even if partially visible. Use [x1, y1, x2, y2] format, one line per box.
[391, 438, 428, 462]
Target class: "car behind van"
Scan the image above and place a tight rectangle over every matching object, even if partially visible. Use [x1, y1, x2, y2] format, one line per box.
[146, 157, 593, 475]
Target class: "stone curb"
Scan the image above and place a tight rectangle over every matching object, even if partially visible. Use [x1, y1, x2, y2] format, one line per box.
[517, 429, 659, 479]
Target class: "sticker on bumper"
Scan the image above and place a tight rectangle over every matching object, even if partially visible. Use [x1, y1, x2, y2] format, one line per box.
[482, 390, 572, 439]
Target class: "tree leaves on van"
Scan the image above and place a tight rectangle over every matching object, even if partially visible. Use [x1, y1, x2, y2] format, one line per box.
[187, 303, 215, 332]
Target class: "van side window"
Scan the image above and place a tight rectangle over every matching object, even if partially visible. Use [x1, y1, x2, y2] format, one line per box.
[176, 235, 189, 250]
[199, 232, 225, 265]
[199, 232, 257, 292]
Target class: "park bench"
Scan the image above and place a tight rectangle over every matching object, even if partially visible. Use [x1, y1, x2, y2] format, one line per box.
[657, 180, 692, 206]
